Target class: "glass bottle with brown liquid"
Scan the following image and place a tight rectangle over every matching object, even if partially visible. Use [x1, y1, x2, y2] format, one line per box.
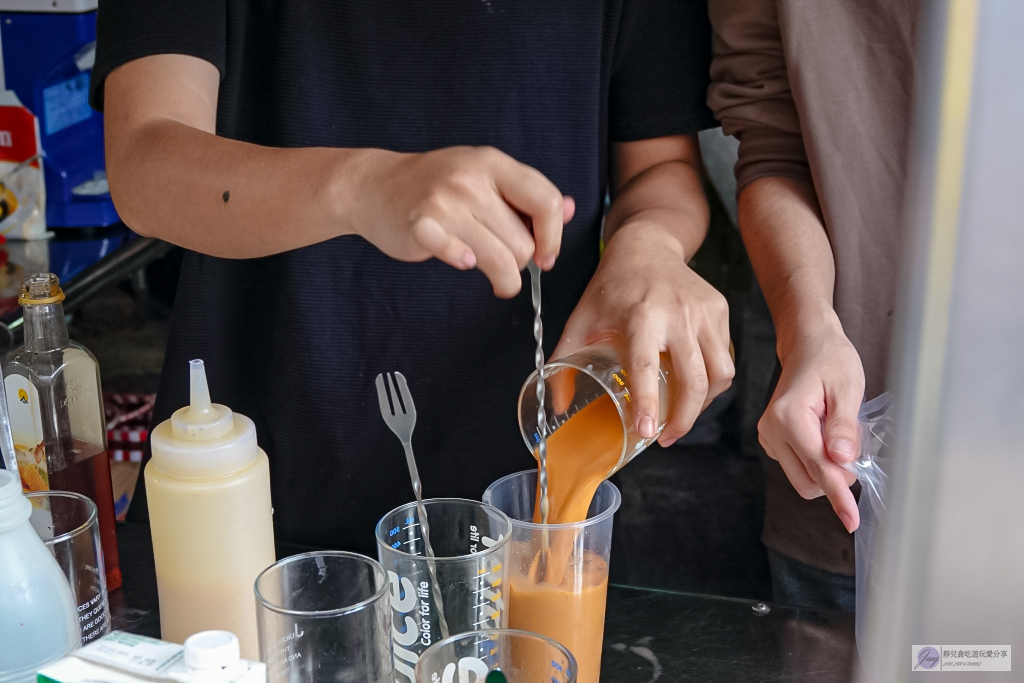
[3, 273, 120, 590]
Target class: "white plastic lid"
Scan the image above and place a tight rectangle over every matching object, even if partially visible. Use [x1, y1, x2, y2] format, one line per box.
[0, 469, 31, 533]
[149, 360, 259, 480]
[184, 631, 240, 670]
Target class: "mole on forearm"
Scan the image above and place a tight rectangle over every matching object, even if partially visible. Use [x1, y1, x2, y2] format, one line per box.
[222, 190, 230, 203]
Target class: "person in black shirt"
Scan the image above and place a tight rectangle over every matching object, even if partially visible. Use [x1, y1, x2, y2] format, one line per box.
[92, 0, 734, 556]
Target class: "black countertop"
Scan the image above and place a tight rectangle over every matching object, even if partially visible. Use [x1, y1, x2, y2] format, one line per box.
[109, 522, 856, 682]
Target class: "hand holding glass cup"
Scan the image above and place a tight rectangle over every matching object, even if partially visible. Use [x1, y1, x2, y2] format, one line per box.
[518, 336, 671, 481]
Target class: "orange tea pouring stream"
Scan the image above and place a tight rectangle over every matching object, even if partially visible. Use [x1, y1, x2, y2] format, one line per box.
[508, 392, 623, 683]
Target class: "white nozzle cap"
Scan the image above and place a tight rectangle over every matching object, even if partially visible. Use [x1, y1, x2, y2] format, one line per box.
[171, 360, 234, 441]
[150, 359, 259, 480]
[184, 631, 240, 670]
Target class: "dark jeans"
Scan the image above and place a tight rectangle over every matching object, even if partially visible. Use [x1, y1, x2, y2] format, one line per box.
[769, 549, 856, 613]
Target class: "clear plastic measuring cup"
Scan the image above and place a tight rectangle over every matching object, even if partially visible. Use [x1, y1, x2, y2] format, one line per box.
[27, 491, 109, 644]
[254, 551, 393, 683]
[482, 470, 620, 683]
[518, 337, 670, 480]
[375, 499, 511, 678]
[415, 629, 577, 683]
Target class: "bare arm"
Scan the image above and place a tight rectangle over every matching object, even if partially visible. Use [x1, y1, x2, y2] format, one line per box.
[739, 177, 864, 531]
[604, 134, 709, 256]
[739, 177, 837, 352]
[105, 55, 360, 256]
[708, 0, 864, 532]
[554, 135, 734, 445]
[104, 55, 571, 297]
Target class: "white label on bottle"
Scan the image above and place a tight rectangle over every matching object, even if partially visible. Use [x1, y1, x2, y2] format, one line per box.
[4, 374, 48, 491]
[76, 631, 185, 676]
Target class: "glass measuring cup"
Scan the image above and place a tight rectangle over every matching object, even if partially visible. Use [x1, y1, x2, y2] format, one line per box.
[482, 470, 620, 683]
[415, 629, 577, 683]
[375, 499, 511, 678]
[518, 337, 670, 481]
[27, 490, 110, 644]
[254, 551, 393, 683]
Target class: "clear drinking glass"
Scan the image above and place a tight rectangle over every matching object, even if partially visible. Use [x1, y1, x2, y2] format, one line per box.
[254, 551, 393, 683]
[415, 629, 577, 683]
[375, 499, 512, 677]
[26, 490, 109, 644]
[518, 336, 670, 479]
[482, 470, 620, 683]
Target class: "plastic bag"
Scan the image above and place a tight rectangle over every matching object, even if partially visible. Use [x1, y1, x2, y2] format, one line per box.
[845, 392, 896, 656]
[0, 158, 44, 238]
[0, 90, 48, 240]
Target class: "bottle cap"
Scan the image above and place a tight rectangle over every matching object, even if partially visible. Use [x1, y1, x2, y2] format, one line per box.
[171, 360, 234, 441]
[0, 469, 32, 533]
[184, 630, 240, 670]
[18, 273, 64, 306]
[150, 360, 259, 480]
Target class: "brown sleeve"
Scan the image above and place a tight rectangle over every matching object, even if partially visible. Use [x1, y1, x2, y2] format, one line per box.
[706, 0, 811, 192]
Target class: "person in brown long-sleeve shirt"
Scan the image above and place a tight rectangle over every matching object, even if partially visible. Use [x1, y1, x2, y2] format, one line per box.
[707, 0, 919, 610]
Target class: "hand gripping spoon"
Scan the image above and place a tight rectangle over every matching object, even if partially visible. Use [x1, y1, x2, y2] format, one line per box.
[375, 371, 450, 639]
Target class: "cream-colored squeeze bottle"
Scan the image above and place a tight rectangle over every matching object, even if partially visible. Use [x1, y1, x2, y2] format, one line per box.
[146, 359, 275, 659]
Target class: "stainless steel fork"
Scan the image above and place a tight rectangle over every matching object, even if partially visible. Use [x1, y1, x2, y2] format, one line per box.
[375, 371, 426, 500]
[375, 371, 450, 638]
